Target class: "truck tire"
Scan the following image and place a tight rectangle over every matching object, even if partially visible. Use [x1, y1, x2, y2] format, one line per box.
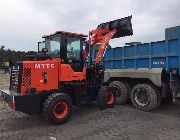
[97, 86, 116, 109]
[43, 93, 73, 125]
[130, 84, 160, 111]
[122, 81, 131, 103]
[109, 81, 129, 104]
[153, 86, 161, 109]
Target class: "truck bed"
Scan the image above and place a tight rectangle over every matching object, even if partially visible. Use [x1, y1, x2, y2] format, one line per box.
[93, 25, 180, 74]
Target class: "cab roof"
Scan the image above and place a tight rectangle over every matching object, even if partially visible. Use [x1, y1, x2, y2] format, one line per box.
[42, 30, 88, 38]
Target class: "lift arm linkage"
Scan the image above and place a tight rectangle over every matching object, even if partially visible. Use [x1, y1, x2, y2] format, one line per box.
[89, 28, 117, 65]
[88, 16, 133, 65]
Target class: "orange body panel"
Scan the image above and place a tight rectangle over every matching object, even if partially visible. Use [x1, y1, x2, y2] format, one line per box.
[60, 64, 86, 81]
[21, 59, 86, 94]
[21, 59, 59, 93]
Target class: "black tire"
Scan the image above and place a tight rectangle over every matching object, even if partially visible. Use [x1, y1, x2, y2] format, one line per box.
[153, 86, 161, 108]
[97, 86, 116, 109]
[122, 81, 131, 103]
[130, 84, 160, 111]
[43, 93, 73, 125]
[109, 81, 129, 104]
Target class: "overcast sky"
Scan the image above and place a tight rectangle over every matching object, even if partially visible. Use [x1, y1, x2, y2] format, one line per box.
[0, 0, 180, 51]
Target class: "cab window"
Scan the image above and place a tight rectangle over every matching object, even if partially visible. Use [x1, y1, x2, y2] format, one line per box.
[67, 37, 81, 60]
[46, 36, 61, 58]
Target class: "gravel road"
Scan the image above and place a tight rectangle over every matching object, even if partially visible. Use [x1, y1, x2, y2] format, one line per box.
[1, 71, 180, 140]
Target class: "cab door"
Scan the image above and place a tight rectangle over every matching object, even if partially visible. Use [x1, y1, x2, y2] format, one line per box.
[59, 35, 86, 81]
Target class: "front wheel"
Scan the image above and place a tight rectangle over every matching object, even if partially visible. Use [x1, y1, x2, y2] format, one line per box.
[97, 86, 116, 109]
[43, 93, 73, 125]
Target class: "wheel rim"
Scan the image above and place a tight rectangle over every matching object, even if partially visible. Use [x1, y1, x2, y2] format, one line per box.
[53, 102, 68, 119]
[134, 88, 149, 106]
[107, 92, 114, 105]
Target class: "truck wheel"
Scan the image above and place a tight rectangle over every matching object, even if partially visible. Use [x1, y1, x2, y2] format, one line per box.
[109, 81, 129, 104]
[122, 81, 131, 103]
[153, 86, 161, 108]
[130, 84, 160, 111]
[43, 93, 73, 125]
[97, 86, 116, 109]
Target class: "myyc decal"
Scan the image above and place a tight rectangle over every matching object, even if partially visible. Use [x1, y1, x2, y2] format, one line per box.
[35, 63, 55, 69]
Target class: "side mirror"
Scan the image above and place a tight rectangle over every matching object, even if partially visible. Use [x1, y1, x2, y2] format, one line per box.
[42, 48, 48, 53]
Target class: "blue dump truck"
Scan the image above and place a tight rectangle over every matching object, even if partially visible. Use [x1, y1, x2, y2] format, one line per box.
[92, 25, 180, 111]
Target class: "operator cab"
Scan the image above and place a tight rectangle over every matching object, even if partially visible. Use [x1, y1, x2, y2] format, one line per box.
[42, 31, 87, 72]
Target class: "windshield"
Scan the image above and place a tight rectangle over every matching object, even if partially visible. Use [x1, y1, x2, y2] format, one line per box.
[45, 36, 61, 58]
[67, 37, 81, 60]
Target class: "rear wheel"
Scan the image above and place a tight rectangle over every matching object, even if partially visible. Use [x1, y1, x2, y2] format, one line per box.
[43, 93, 73, 125]
[130, 84, 160, 111]
[109, 81, 130, 104]
[97, 86, 116, 109]
[154, 86, 161, 108]
[122, 81, 131, 103]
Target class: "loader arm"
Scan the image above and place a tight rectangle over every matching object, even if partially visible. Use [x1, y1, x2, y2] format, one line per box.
[89, 28, 117, 64]
[89, 15, 133, 65]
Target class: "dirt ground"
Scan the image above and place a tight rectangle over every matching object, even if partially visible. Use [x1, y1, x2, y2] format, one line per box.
[1, 71, 180, 140]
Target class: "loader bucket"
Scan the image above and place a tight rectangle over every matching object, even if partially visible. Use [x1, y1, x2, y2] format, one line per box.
[97, 16, 133, 38]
